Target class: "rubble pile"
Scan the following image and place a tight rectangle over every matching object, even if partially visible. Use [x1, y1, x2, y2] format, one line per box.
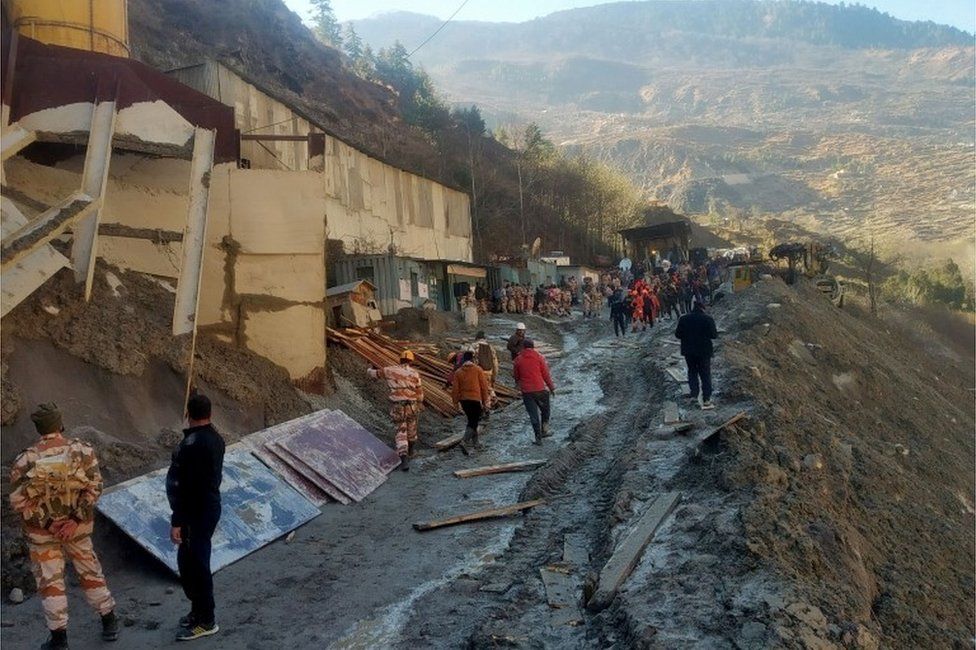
[326, 327, 520, 417]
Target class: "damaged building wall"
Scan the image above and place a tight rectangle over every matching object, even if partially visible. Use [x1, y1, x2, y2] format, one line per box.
[167, 61, 316, 172]
[200, 167, 328, 391]
[5, 155, 327, 390]
[169, 61, 474, 263]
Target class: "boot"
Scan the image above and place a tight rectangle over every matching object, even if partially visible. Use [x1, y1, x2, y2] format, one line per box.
[399, 454, 410, 471]
[532, 424, 543, 446]
[472, 426, 483, 451]
[41, 629, 68, 650]
[541, 422, 552, 438]
[101, 611, 119, 642]
[461, 426, 477, 454]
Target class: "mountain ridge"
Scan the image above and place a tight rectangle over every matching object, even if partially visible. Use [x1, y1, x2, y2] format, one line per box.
[353, 0, 976, 263]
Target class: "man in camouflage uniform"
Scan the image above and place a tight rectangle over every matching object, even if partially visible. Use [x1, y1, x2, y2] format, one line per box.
[368, 350, 425, 471]
[9, 403, 119, 650]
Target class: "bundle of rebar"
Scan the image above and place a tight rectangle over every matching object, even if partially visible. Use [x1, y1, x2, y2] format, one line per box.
[327, 327, 520, 417]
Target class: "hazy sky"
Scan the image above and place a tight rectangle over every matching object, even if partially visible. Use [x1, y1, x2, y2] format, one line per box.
[283, 0, 975, 32]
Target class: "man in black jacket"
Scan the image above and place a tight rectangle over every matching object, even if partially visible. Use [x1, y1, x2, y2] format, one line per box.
[166, 394, 225, 641]
[609, 288, 627, 337]
[675, 300, 718, 410]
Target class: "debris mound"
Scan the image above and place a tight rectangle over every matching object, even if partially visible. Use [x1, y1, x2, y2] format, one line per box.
[327, 327, 520, 417]
[713, 279, 974, 647]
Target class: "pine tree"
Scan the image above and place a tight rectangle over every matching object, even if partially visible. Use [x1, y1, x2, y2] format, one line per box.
[309, 0, 342, 48]
[343, 24, 364, 61]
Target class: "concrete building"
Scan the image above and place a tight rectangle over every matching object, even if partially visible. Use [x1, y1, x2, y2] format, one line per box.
[167, 60, 473, 263]
[2, 34, 473, 392]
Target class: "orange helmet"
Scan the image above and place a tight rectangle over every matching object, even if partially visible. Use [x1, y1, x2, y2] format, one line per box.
[401, 350, 416, 363]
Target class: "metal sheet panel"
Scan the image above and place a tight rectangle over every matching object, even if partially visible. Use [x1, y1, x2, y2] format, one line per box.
[276, 409, 400, 502]
[239, 420, 332, 507]
[264, 438, 351, 505]
[332, 255, 427, 316]
[97, 449, 320, 575]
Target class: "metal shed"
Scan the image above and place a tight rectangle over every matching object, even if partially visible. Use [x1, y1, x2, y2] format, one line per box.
[331, 255, 443, 317]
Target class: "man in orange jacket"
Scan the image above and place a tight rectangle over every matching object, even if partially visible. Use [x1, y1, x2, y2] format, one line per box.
[452, 351, 491, 451]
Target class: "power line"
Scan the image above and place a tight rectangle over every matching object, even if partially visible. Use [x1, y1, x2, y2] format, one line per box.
[407, 0, 471, 59]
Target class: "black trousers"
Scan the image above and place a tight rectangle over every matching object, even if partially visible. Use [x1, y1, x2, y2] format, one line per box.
[685, 354, 713, 401]
[460, 399, 483, 430]
[612, 312, 627, 336]
[178, 513, 219, 624]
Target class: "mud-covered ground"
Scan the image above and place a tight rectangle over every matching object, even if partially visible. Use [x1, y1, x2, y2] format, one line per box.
[1, 277, 972, 649]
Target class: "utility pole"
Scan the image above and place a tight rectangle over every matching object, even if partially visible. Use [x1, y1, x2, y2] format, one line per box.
[516, 153, 526, 248]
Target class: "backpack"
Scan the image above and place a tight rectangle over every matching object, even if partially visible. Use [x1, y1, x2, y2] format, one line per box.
[24, 442, 88, 519]
[476, 342, 495, 371]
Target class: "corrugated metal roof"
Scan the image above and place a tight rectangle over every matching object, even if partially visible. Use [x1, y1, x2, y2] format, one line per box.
[326, 279, 376, 297]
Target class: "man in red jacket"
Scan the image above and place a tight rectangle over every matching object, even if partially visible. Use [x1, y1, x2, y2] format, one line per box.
[512, 339, 556, 445]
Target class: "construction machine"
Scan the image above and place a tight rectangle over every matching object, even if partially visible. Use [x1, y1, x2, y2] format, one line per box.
[769, 242, 844, 307]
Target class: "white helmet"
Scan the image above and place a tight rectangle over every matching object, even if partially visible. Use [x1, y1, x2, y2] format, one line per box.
[516, 322, 526, 331]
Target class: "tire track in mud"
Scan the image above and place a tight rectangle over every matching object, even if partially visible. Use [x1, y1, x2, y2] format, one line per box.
[395, 320, 673, 648]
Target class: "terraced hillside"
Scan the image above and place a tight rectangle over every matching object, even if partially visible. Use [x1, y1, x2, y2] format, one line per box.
[354, 2, 976, 263]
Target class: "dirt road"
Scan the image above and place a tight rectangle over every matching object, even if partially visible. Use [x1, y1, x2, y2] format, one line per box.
[2, 307, 763, 649]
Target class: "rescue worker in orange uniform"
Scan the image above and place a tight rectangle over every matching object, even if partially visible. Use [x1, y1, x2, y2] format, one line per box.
[368, 350, 425, 470]
[9, 403, 119, 650]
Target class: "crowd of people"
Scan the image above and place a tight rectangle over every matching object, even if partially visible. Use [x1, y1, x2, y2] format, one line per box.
[469, 257, 721, 327]
[604, 260, 717, 336]
[485, 282, 574, 318]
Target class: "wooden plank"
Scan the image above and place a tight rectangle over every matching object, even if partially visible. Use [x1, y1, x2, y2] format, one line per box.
[0, 125, 35, 161]
[454, 460, 546, 478]
[434, 433, 464, 451]
[665, 367, 688, 383]
[586, 492, 681, 612]
[71, 96, 117, 300]
[413, 499, 545, 531]
[662, 401, 681, 424]
[693, 411, 748, 447]
[1, 193, 96, 269]
[540, 565, 584, 625]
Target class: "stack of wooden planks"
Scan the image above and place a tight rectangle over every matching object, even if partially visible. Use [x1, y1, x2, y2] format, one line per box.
[327, 327, 520, 417]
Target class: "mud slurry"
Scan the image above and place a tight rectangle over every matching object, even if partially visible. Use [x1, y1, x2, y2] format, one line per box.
[2, 281, 971, 649]
[394, 312, 765, 649]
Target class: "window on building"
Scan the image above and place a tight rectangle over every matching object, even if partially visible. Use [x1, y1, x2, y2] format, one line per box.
[355, 266, 375, 283]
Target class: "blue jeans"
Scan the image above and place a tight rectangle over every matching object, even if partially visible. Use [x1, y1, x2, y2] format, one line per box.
[685, 355, 713, 401]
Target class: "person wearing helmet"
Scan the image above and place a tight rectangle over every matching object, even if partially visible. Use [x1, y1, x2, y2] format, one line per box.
[507, 322, 527, 360]
[368, 350, 425, 470]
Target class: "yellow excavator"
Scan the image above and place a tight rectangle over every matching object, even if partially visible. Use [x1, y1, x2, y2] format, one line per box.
[769, 242, 844, 307]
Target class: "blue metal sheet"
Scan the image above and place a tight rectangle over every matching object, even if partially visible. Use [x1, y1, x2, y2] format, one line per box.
[97, 449, 320, 575]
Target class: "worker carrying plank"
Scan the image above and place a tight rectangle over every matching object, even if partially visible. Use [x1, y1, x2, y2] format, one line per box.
[368, 350, 425, 470]
[8, 403, 120, 650]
